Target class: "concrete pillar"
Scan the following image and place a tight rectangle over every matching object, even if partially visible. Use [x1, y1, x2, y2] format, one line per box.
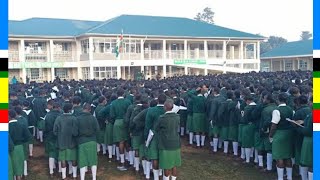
[148, 43, 151, 59]
[253, 43, 257, 59]
[184, 40, 187, 59]
[169, 66, 172, 77]
[117, 65, 121, 79]
[223, 41, 227, 60]
[257, 41, 260, 60]
[75, 40, 82, 80]
[240, 41, 244, 59]
[204, 40, 208, 59]
[168, 42, 172, 59]
[270, 59, 273, 72]
[140, 39, 144, 60]
[89, 37, 94, 79]
[19, 40, 26, 83]
[204, 68, 208, 75]
[230, 46, 234, 59]
[162, 40, 166, 59]
[184, 66, 188, 75]
[163, 65, 167, 78]
[50, 40, 55, 81]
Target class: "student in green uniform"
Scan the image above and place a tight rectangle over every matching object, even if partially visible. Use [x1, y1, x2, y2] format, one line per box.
[53, 103, 79, 180]
[292, 96, 311, 180]
[95, 96, 107, 155]
[44, 102, 62, 177]
[259, 93, 277, 173]
[9, 110, 32, 180]
[209, 87, 226, 152]
[22, 100, 36, 157]
[287, 87, 300, 110]
[269, 93, 295, 180]
[156, 99, 181, 180]
[32, 90, 47, 143]
[72, 96, 83, 117]
[144, 94, 166, 180]
[227, 90, 241, 157]
[110, 88, 132, 171]
[9, 137, 14, 180]
[241, 96, 257, 164]
[77, 103, 100, 180]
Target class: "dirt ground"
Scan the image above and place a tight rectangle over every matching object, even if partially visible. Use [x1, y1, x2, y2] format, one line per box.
[26, 138, 296, 180]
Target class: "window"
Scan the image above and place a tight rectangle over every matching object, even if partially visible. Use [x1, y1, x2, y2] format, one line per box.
[93, 66, 117, 80]
[299, 60, 308, 70]
[25, 42, 47, 54]
[81, 40, 89, 54]
[93, 38, 118, 54]
[54, 42, 71, 52]
[55, 68, 68, 79]
[285, 60, 293, 71]
[26, 68, 43, 81]
[82, 67, 90, 80]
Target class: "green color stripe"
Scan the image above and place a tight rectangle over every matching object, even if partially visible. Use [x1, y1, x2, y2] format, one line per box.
[0, 71, 8, 78]
[314, 103, 320, 109]
[313, 72, 320, 78]
[0, 103, 8, 109]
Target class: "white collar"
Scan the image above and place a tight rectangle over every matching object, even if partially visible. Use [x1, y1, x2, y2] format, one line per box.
[197, 94, 203, 97]
[9, 119, 18, 123]
[23, 109, 32, 115]
[118, 97, 124, 99]
[278, 103, 287, 107]
[173, 96, 177, 98]
[130, 94, 134, 96]
[214, 94, 220, 97]
[249, 102, 257, 105]
[137, 104, 142, 106]
[165, 111, 175, 114]
[157, 104, 164, 107]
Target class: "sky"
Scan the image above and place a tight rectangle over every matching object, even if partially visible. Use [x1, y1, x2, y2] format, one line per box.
[9, 0, 312, 41]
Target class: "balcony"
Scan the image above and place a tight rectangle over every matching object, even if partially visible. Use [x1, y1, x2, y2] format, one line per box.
[25, 52, 48, 62]
[53, 51, 75, 62]
[9, 50, 19, 62]
[144, 50, 163, 60]
[208, 50, 223, 59]
[167, 50, 184, 59]
[80, 54, 89, 61]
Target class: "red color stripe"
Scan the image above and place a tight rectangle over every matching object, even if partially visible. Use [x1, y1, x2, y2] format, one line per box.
[314, 110, 320, 123]
[0, 110, 8, 123]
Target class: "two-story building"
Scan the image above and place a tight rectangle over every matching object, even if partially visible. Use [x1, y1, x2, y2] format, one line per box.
[9, 14, 265, 82]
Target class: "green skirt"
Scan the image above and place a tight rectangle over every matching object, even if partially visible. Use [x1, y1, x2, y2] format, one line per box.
[104, 123, 113, 145]
[241, 124, 255, 148]
[23, 142, 29, 160]
[159, 149, 182, 170]
[97, 129, 105, 144]
[58, 148, 77, 161]
[228, 125, 238, 141]
[220, 126, 229, 141]
[300, 136, 312, 167]
[238, 124, 244, 144]
[113, 119, 128, 143]
[78, 141, 98, 168]
[37, 120, 45, 130]
[45, 140, 58, 159]
[146, 137, 158, 160]
[132, 135, 143, 150]
[294, 133, 304, 165]
[272, 129, 293, 160]
[9, 155, 13, 180]
[211, 125, 221, 136]
[139, 143, 146, 159]
[187, 115, 193, 132]
[11, 144, 25, 176]
[192, 113, 206, 133]
[254, 131, 262, 149]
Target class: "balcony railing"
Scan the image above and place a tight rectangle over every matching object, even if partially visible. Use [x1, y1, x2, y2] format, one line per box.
[9, 50, 19, 62]
[168, 50, 184, 59]
[25, 52, 48, 62]
[80, 54, 89, 61]
[208, 50, 223, 59]
[245, 51, 255, 59]
[144, 50, 163, 60]
[53, 51, 75, 62]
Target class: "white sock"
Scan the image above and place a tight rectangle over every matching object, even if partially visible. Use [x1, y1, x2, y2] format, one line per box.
[159, 169, 163, 176]
[286, 167, 292, 180]
[91, 165, 97, 180]
[80, 167, 86, 180]
[308, 172, 313, 180]
[201, 135, 206, 146]
[24, 160, 28, 176]
[146, 161, 151, 179]
[245, 148, 251, 163]
[37, 129, 40, 139]
[232, 142, 238, 156]
[142, 160, 147, 175]
[130, 151, 134, 165]
[213, 138, 218, 152]
[72, 166, 77, 178]
[108, 145, 113, 159]
[223, 141, 229, 153]
[241, 147, 245, 159]
[29, 144, 33, 156]
[97, 144, 101, 153]
[277, 167, 284, 180]
[68, 161, 73, 174]
[250, 147, 254, 158]
[112, 144, 116, 155]
[120, 154, 125, 164]
[291, 158, 295, 165]
[135, 157, 140, 171]
[85, 166, 88, 172]
[39, 131, 43, 142]
[258, 155, 263, 167]
[150, 163, 153, 170]
[195, 135, 200, 147]
[163, 175, 170, 180]
[62, 167, 67, 179]
[300, 166, 308, 180]
[180, 127, 185, 136]
[254, 149, 259, 163]
[102, 144, 107, 154]
[172, 176, 177, 180]
[153, 169, 159, 180]
[58, 161, 62, 172]
[218, 138, 222, 148]
[125, 151, 129, 161]
[49, 158, 55, 175]
[266, 153, 273, 171]
[189, 132, 194, 145]
[116, 147, 120, 161]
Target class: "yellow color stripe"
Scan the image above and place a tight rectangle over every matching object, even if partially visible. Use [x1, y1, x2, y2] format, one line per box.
[0, 78, 8, 103]
[314, 78, 320, 104]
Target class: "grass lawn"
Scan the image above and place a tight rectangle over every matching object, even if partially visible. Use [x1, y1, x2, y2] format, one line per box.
[27, 139, 292, 180]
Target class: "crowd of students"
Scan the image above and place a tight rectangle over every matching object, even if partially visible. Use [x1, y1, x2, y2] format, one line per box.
[8, 70, 313, 180]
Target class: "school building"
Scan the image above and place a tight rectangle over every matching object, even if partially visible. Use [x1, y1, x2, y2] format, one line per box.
[260, 39, 313, 72]
[9, 14, 265, 83]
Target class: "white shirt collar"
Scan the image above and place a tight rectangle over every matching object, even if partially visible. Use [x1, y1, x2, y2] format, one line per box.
[157, 104, 164, 107]
[214, 94, 220, 97]
[165, 111, 175, 114]
[173, 96, 177, 98]
[249, 102, 257, 105]
[9, 119, 18, 123]
[137, 104, 142, 106]
[197, 94, 203, 97]
[118, 97, 124, 99]
[278, 103, 286, 107]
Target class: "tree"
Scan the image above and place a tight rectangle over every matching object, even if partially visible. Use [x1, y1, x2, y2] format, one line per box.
[260, 36, 287, 55]
[300, 31, 312, 40]
[194, 7, 215, 24]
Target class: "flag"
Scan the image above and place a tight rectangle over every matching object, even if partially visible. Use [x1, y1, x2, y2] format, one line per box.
[115, 29, 123, 58]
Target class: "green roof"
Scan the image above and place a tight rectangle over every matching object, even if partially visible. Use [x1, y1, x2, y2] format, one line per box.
[261, 39, 313, 58]
[9, 15, 264, 39]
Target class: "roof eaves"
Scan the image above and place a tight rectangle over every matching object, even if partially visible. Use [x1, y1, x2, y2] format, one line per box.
[260, 54, 313, 59]
[80, 15, 121, 36]
[9, 34, 75, 39]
